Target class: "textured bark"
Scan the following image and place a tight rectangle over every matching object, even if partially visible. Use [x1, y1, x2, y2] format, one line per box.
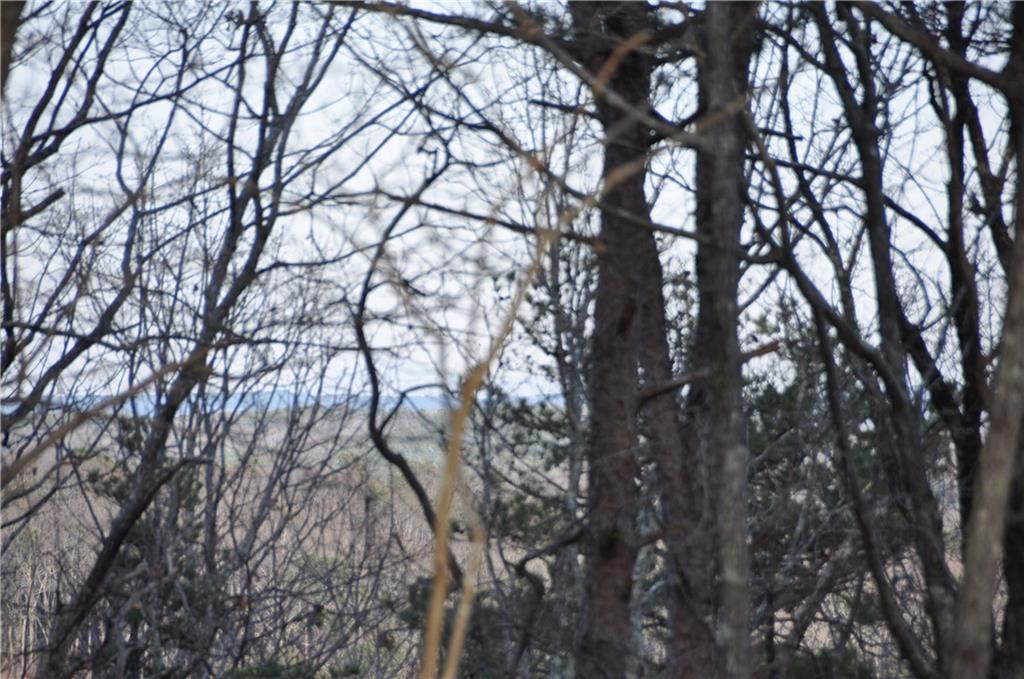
[694, 4, 759, 679]
[951, 7, 1024, 677]
[568, 5, 649, 676]
[999, 442, 1024, 679]
[949, 213, 1024, 679]
[994, 10, 1024, 677]
[567, 4, 757, 675]
[0, 1, 24, 94]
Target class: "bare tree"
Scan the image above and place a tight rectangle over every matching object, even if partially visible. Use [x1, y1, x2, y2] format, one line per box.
[5, 2, 1024, 679]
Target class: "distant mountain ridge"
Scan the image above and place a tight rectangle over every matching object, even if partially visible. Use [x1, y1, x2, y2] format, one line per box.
[2, 390, 559, 416]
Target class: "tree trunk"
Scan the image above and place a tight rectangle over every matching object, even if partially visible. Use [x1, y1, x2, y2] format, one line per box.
[638, 229, 716, 679]
[568, 4, 652, 676]
[951, 6, 1024, 674]
[999, 440, 1024, 678]
[694, 4, 759, 678]
[0, 1, 24, 94]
